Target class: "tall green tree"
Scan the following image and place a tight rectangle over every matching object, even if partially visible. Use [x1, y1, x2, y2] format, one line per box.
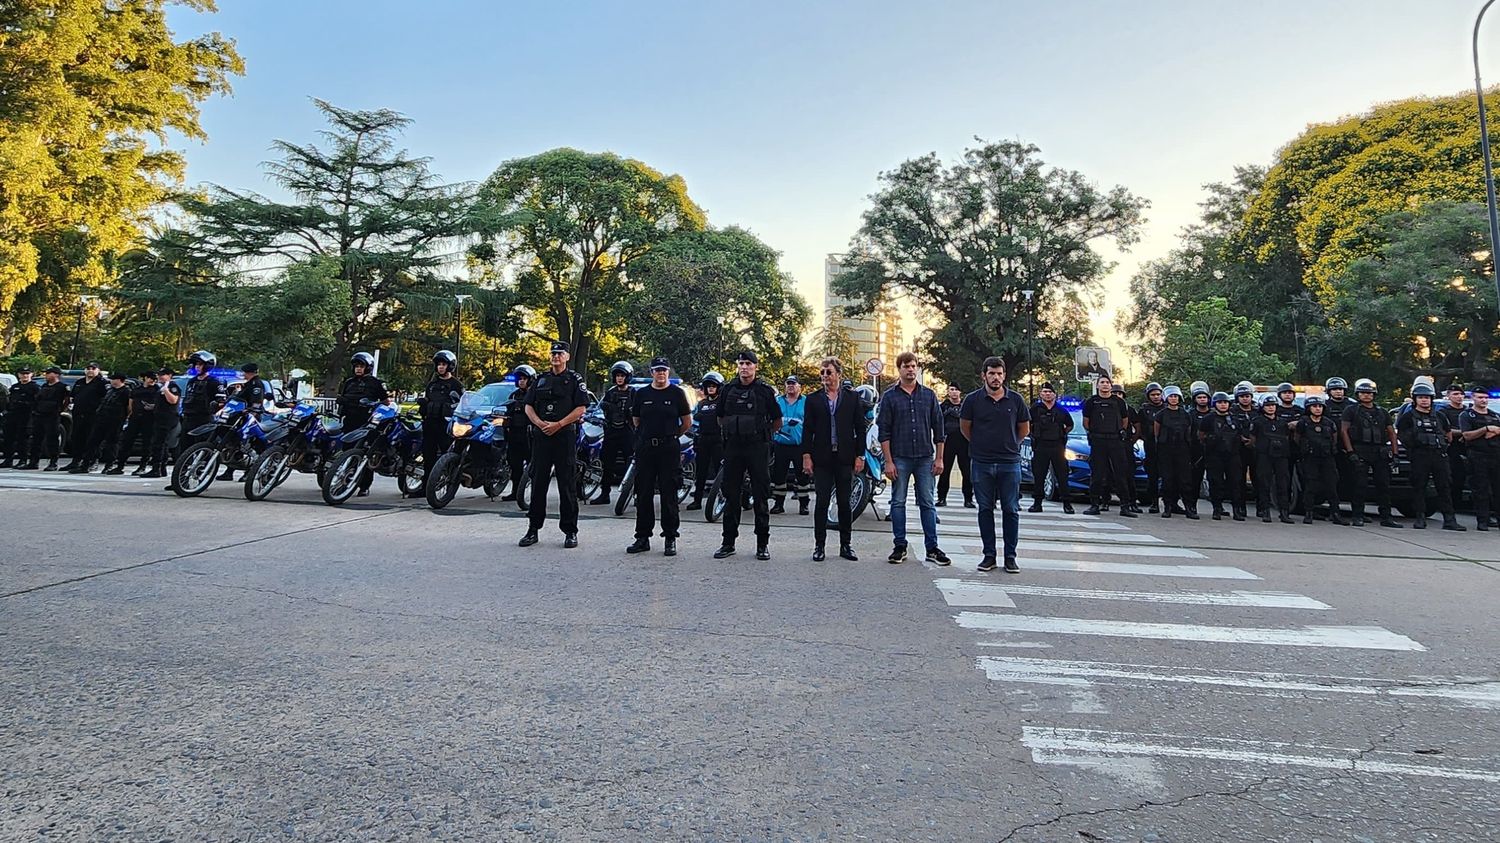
[1315, 201, 1498, 387]
[624, 227, 809, 379]
[153, 99, 474, 386]
[833, 140, 1147, 387]
[1150, 297, 1289, 389]
[192, 258, 351, 373]
[473, 148, 707, 378]
[0, 0, 243, 351]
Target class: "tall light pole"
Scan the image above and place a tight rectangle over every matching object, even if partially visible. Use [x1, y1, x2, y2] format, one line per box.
[1475, 0, 1500, 312]
[1021, 289, 1036, 400]
[453, 293, 472, 369]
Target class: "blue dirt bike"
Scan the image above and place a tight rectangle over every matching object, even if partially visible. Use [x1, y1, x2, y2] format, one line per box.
[321, 401, 424, 506]
[171, 399, 280, 498]
[242, 402, 344, 501]
[425, 390, 510, 509]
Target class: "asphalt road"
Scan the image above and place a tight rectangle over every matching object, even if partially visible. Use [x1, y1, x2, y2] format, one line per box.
[3, 468, 1499, 841]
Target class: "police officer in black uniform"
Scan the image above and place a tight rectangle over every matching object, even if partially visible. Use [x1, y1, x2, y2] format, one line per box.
[591, 361, 635, 506]
[336, 351, 390, 496]
[1294, 395, 1347, 524]
[1, 366, 38, 468]
[417, 350, 465, 497]
[713, 350, 782, 560]
[1229, 382, 1260, 514]
[1437, 384, 1468, 517]
[1190, 381, 1216, 510]
[937, 383, 971, 508]
[1082, 375, 1136, 518]
[626, 357, 693, 556]
[1397, 382, 1465, 531]
[502, 364, 535, 501]
[1459, 389, 1500, 530]
[1153, 386, 1198, 519]
[146, 366, 182, 478]
[1249, 394, 1295, 524]
[520, 341, 590, 548]
[1322, 376, 1355, 504]
[118, 371, 159, 475]
[1341, 378, 1402, 528]
[63, 362, 106, 471]
[1028, 382, 1075, 513]
[1137, 382, 1165, 513]
[686, 371, 725, 511]
[1200, 391, 1247, 521]
[30, 366, 70, 471]
[165, 351, 223, 490]
[74, 371, 130, 473]
[219, 362, 268, 483]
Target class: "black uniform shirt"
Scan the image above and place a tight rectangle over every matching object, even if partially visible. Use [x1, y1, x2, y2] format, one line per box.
[601, 386, 634, 430]
[7, 380, 39, 415]
[34, 381, 69, 416]
[631, 385, 690, 445]
[71, 375, 107, 415]
[238, 377, 268, 415]
[1460, 408, 1500, 456]
[419, 375, 465, 422]
[940, 399, 964, 440]
[156, 381, 183, 424]
[1437, 403, 1467, 453]
[1323, 396, 1354, 427]
[1277, 401, 1304, 425]
[182, 375, 223, 418]
[504, 386, 532, 437]
[1029, 400, 1075, 444]
[1397, 407, 1449, 451]
[1250, 413, 1293, 457]
[1083, 395, 1128, 440]
[527, 369, 589, 428]
[1344, 403, 1390, 447]
[98, 384, 130, 418]
[1299, 415, 1340, 458]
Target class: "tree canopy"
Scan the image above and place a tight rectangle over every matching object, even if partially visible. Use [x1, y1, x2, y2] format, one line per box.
[1149, 297, 1289, 389]
[834, 140, 1147, 387]
[0, 0, 243, 351]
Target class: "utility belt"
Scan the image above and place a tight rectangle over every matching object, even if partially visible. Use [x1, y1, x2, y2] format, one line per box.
[637, 434, 678, 449]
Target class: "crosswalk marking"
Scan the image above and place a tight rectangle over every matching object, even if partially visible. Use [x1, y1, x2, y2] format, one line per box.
[943, 555, 1253, 579]
[936, 579, 1329, 610]
[978, 657, 1500, 709]
[954, 611, 1426, 651]
[950, 541, 1207, 559]
[935, 525, 1165, 544]
[1022, 727, 1500, 784]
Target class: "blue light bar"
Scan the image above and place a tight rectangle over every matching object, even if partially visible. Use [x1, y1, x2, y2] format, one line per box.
[1057, 397, 1084, 411]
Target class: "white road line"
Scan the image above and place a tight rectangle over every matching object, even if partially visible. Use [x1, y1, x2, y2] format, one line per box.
[977, 657, 1500, 709]
[954, 541, 1206, 559]
[954, 612, 1426, 651]
[937, 525, 1165, 544]
[1022, 727, 1500, 784]
[936, 579, 1329, 610]
[939, 518, 1131, 531]
[948, 556, 1255, 579]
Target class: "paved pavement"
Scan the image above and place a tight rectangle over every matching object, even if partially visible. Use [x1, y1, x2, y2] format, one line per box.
[3, 468, 1500, 841]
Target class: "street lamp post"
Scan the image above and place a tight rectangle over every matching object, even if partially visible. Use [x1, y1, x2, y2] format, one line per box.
[1021, 289, 1036, 400]
[1475, 0, 1500, 312]
[453, 293, 473, 369]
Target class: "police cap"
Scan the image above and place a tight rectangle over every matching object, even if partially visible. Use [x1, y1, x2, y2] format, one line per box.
[736, 350, 759, 364]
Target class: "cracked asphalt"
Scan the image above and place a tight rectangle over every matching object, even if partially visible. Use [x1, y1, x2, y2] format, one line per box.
[3, 469, 1500, 841]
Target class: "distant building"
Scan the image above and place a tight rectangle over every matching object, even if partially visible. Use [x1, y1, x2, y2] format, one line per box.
[824, 254, 903, 377]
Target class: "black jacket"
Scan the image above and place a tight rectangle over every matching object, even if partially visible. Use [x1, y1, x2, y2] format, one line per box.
[182, 375, 224, 419]
[97, 384, 130, 418]
[337, 374, 389, 425]
[1029, 400, 1075, 445]
[418, 376, 465, 422]
[34, 381, 70, 416]
[7, 380, 39, 416]
[71, 375, 107, 415]
[801, 387, 870, 468]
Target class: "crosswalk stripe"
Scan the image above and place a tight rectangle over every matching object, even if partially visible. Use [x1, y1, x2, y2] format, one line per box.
[954, 611, 1426, 651]
[1022, 727, 1500, 784]
[936, 525, 1164, 544]
[936, 579, 1329, 610]
[952, 540, 1206, 559]
[941, 556, 1259, 579]
[978, 657, 1500, 709]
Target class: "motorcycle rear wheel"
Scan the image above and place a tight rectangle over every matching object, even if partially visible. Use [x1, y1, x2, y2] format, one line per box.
[613, 462, 637, 516]
[244, 445, 292, 502]
[398, 455, 426, 498]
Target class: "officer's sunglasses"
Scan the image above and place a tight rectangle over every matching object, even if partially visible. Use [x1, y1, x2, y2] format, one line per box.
[820, 368, 838, 375]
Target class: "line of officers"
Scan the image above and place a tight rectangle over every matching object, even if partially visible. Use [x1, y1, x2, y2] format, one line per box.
[1024, 373, 1500, 531]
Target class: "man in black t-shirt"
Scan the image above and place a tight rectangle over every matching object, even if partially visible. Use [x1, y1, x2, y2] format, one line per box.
[1081, 375, 1136, 517]
[147, 367, 183, 478]
[626, 357, 693, 556]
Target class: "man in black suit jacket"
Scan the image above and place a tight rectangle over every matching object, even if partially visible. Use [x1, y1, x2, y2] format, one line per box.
[801, 357, 870, 561]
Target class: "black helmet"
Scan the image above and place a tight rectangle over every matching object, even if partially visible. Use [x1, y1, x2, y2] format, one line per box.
[188, 350, 216, 371]
[1305, 394, 1325, 407]
[1211, 391, 1230, 404]
[1411, 383, 1436, 398]
[609, 361, 634, 379]
[433, 350, 457, 371]
[1276, 382, 1295, 395]
[854, 384, 878, 409]
[701, 371, 724, 389]
[351, 352, 375, 371]
[512, 364, 537, 381]
[1233, 380, 1254, 398]
[1325, 377, 1347, 391]
[1145, 382, 1163, 396]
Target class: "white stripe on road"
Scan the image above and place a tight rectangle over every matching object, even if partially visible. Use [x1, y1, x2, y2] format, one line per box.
[937, 524, 1165, 543]
[948, 556, 1255, 580]
[1022, 727, 1500, 784]
[955, 612, 1425, 651]
[955, 541, 1206, 559]
[978, 657, 1500, 709]
[936, 579, 1329, 610]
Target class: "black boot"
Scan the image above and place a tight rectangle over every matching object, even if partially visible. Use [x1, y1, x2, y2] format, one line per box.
[1083, 504, 1101, 515]
[1028, 500, 1044, 513]
[1233, 505, 1246, 522]
[1442, 517, 1466, 532]
[1062, 502, 1075, 514]
[798, 498, 809, 516]
[769, 498, 785, 515]
[1211, 506, 1224, 521]
[685, 498, 703, 511]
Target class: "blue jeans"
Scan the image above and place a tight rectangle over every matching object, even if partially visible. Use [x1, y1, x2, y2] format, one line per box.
[890, 455, 939, 549]
[972, 460, 1022, 559]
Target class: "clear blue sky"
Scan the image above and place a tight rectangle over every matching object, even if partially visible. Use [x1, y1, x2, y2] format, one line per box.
[170, 0, 1498, 377]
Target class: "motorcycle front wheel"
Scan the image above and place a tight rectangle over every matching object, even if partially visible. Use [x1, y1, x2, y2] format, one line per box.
[426, 452, 462, 510]
[613, 462, 637, 516]
[398, 455, 426, 498]
[704, 468, 726, 523]
[244, 445, 293, 502]
[322, 449, 366, 506]
[171, 443, 221, 498]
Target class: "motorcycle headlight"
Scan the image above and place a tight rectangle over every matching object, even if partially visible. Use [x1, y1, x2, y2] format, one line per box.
[1064, 448, 1081, 461]
[450, 422, 472, 438]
